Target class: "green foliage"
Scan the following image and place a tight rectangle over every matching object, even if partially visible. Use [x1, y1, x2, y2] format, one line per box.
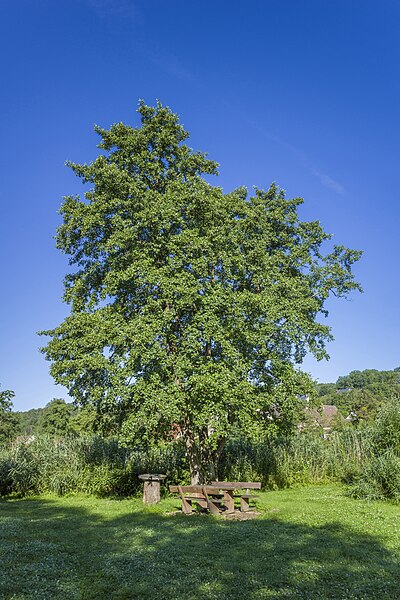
[41, 101, 362, 482]
[337, 368, 400, 390]
[69, 404, 97, 434]
[219, 429, 369, 488]
[0, 454, 13, 495]
[0, 386, 15, 412]
[0, 384, 19, 446]
[16, 407, 44, 436]
[349, 399, 400, 501]
[0, 427, 373, 498]
[316, 367, 400, 422]
[315, 382, 336, 397]
[349, 451, 400, 502]
[7, 445, 40, 495]
[39, 399, 75, 436]
[0, 435, 187, 497]
[17, 404, 97, 437]
[0, 413, 19, 447]
[370, 397, 400, 453]
[334, 387, 382, 422]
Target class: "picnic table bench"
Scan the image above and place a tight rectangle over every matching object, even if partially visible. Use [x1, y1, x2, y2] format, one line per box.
[169, 481, 261, 515]
[169, 485, 225, 515]
[211, 481, 261, 512]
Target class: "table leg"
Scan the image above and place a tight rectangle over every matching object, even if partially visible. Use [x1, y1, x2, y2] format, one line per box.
[240, 496, 250, 512]
[224, 490, 235, 514]
[208, 499, 221, 515]
[181, 497, 193, 514]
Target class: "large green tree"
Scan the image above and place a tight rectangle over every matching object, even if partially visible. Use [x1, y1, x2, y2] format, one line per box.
[42, 101, 362, 483]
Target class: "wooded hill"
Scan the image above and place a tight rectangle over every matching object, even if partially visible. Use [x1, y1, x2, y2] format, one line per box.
[315, 367, 400, 422]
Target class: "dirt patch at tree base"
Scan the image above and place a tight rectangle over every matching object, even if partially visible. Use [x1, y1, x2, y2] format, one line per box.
[166, 510, 261, 519]
[222, 510, 261, 520]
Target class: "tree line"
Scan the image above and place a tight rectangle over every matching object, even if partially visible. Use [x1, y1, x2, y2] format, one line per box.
[2, 366, 399, 445]
[315, 368, 400, 423]
[0, 396, 97, 443]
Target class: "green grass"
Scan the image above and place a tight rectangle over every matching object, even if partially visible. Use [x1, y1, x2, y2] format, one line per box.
[1, 485, 399, 599]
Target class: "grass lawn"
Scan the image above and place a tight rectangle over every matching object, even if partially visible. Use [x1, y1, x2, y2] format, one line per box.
[1, 485, 399, 599]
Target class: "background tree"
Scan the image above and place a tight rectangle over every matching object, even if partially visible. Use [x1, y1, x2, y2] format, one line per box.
[39, 398, 74, 437]
[0, 385, 19, 445]
[17, 407, 44, 436]
[42, 101, 362, 483]
[336, 369, 400, 389]
[69, 405, 97, 435]
[17, 404, 97, 436]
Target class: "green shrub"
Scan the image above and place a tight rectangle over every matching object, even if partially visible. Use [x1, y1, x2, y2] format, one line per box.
[349, 451, 400, 502]
[0, 427, 375, 498]
[0, 453, 14, 495]
[370, 397, 400, 454]
[348, 399, 400, 502]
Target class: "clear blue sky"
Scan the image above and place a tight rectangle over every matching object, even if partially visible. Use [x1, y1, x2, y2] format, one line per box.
[1, 0, 399, 410]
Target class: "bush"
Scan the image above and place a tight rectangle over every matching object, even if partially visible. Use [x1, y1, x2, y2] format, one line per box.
[349, 451, 400, 502]
[0, 452, 14, 495]
[348, 398, 400, 502]
[0, 427, 376, 498]
[370, 397, 400, 454]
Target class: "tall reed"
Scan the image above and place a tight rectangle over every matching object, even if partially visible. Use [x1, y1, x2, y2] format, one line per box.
[0, 428, 374, 497]
[0, 435, 187, 497]
[219, 428, 371, 488]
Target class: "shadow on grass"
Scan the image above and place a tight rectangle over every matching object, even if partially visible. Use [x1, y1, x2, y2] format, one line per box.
[0, 497, 398, 599]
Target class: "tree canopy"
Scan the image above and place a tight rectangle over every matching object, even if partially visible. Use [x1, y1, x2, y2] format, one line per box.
[39, 399, 75, 437]
[0, 384, 19, 445]
[41, 101, 362, 482]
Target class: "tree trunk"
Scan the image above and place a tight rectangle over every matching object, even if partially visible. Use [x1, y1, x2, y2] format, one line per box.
[184, 433, 205, 484]
[184, 429, 227, 484]
[209, 437, 226, 481]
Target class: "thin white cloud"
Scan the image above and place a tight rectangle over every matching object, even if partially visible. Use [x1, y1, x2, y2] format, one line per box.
[84, 0, 139, 20]
[233, 112, 345, 195]
[150, 53, 193, 82]
[309, 168, 344, 194]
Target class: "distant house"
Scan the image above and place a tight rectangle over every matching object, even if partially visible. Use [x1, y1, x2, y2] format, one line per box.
[345, 410, 358, 423]
[299, 404, 342, 437]
[12, 435, 35, 447]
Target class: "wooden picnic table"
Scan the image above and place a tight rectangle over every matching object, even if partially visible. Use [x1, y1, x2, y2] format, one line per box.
[210, 481, 261, 514]
[169, 481, 261, 515]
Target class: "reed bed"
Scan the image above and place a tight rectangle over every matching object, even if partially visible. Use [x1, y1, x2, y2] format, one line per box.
[0, 428, 373, 497]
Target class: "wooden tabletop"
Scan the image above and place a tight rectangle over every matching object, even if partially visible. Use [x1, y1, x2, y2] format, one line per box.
[209, 481, 261, 490]
[169, 482, 261, 493]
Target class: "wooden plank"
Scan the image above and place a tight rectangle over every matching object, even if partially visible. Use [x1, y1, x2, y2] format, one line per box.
[178, 486, 193, 514]
[222, 490, 235, 514]
[210, 481, 262, 489]
[203, 487, 224, 515]
[233, 494, 257, 499]
[169, 485, 226, 494]
[170, 482, 261, 493]
[169, 485, 204, 493]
